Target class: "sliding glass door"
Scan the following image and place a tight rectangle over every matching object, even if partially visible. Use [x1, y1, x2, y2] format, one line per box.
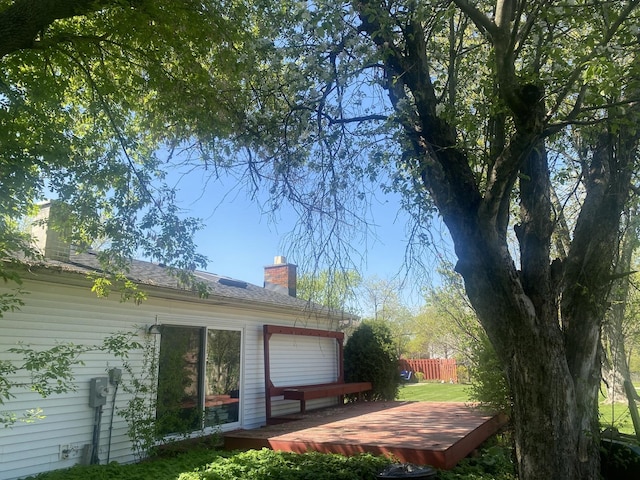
[157, 325, 241, 436]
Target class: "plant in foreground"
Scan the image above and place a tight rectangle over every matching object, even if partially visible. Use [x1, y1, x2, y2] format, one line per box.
[22, 446, 521, 480]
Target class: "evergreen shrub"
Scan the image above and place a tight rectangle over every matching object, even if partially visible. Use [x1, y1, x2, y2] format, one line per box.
[344, 321, 399, 401]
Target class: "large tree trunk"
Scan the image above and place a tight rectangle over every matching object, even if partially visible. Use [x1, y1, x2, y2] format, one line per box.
[456, 236, 586, 479]
[453, 128, 633, 479]
[449, 138, 604, 478]
[355, 2, 639, 478]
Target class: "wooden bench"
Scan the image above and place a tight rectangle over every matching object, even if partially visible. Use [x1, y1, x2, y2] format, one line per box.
[263, 324, 372, 424]
[282, 381, 372, 414]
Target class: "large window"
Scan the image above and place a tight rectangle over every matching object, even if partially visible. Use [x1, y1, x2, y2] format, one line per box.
[156, 326, 241, 435]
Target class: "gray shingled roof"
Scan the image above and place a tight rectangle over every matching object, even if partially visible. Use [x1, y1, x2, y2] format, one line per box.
[35, 250, 341, 314]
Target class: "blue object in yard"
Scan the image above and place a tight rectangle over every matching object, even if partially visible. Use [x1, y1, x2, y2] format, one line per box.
[400, 370, 413, 381]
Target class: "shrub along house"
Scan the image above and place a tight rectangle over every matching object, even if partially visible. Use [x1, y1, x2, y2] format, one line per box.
[0, 202, 352, 480]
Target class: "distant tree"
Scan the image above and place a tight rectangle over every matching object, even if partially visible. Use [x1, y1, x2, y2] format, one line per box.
[360, 277, 401, 322]
[297, 269, 361, 312]
[408, 269, 476, 360]
[359, 277, 413, 356]
[407, 265, 474, 357]
[408, 304, 463, 360]
[412, 265, 509, 410]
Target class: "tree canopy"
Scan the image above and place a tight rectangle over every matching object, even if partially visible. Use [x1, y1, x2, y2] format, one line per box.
[0, 0, 292, 281]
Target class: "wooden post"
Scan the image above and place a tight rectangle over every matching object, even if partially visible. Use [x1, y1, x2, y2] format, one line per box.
[338, 336, 344, 384]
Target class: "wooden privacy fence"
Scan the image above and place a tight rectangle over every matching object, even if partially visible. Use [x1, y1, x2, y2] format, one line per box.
[399, 358, 458, 383]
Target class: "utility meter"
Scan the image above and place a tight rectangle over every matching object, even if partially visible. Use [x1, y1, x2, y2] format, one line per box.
[108, 367, 122, 385]
[89, 377, 109, 407]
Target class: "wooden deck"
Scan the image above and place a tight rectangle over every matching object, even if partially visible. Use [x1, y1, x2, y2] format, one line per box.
[224, 401, 508, 470]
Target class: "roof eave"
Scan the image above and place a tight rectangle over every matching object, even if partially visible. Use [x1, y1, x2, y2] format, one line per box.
[5, 261, 355, 321]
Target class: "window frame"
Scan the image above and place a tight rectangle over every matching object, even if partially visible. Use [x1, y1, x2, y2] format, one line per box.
[155, 323, 244, 437]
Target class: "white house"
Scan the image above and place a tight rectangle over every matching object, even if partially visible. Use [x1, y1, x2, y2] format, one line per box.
[0, 203, 350, 480]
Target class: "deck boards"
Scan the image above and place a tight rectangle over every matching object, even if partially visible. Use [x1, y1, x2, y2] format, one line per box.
[224, 401, 508, 470]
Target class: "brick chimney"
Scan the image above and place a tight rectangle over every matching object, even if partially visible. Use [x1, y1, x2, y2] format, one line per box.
[30, 201, 71, 262]
[264, 256, 297, 297]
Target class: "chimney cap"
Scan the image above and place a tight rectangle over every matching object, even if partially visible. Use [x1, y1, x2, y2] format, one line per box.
[274, 255, 287, 265]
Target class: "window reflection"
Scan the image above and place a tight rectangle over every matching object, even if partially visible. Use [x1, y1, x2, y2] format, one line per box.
[204, 329, 241, 426]
[156, 327, 202, 435]
[156, 326, 241, 436]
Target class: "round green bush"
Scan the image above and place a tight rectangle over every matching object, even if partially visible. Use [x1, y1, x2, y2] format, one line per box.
[344, 321, 400, 401]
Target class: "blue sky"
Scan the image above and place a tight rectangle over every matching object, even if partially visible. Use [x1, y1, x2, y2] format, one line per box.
[167, 167, 450, 309]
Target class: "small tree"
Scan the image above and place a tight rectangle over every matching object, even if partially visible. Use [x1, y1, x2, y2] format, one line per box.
[467, 333, 511, 414]
[344, 321, 399, 401]
[424, 266, 511, 411]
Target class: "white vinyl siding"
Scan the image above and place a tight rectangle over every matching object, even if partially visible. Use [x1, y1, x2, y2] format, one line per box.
[268, 333, 340, 417]
[0, 277, 336, 480]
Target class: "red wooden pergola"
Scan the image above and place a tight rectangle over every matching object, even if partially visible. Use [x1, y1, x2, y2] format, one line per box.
[263, 324, 370, 424]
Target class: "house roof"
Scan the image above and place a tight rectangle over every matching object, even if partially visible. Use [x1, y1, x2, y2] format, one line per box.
[21, 249, 349, 317]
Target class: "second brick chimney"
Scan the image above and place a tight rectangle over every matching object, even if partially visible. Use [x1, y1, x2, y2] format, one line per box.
[264, 256, 297, 297]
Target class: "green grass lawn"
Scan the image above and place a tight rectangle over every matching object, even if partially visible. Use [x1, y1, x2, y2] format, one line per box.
[397, 382, 471, 402]
[600, 403, 636, 435]
[399, 382, 637, 436]
[599, 386, 640, 435]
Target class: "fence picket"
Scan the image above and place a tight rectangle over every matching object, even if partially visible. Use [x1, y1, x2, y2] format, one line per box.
[399, 358, 457, 383]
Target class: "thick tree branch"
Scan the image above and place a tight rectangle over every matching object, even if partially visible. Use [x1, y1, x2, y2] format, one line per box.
[450, 0, 497, 37]
[0, 0, 127, 59]
[326, 114, 388, 125]
[516, 137, 554, 320]
[454, 0, 525, 117]
[603, 0, 640, 45]
[493, 0, 516, 30]
[479, 131, 530, 233]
